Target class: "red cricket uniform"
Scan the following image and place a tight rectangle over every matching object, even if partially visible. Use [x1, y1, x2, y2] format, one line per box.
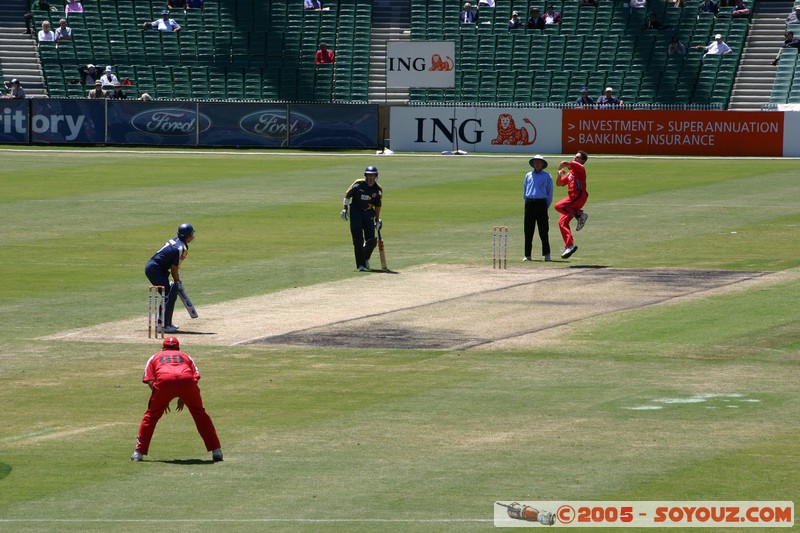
[554, 160, 588, 247]
[135, 348, 220, 455]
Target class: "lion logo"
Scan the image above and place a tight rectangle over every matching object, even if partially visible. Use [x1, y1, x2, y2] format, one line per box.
[429, 54, 454, 71]
[491, 114, 536, 145]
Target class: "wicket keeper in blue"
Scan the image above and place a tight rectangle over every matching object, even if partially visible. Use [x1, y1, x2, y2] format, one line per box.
[341, 166, 382, 271]
[145, 223, 194, 333]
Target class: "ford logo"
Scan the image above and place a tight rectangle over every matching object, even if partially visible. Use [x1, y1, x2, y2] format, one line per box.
[131, 109, 211, 136]
[239, 110, 314, 139]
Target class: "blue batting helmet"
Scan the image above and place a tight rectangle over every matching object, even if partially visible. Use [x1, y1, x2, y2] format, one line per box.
[177, 223, 195, 239]
[364, 165, 378, 176]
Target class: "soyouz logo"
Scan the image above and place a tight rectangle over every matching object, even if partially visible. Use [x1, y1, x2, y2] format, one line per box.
[239, 110, 314, 139]
[494, 501, 794, 527]
[131, 109, 211, 135]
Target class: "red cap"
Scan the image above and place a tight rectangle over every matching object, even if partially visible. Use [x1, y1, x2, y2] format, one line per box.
[162, 336, 179, 350]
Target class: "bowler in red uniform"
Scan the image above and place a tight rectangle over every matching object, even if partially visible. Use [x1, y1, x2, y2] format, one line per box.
[555, 151, 590, 259]
[131, 337, 222, 462]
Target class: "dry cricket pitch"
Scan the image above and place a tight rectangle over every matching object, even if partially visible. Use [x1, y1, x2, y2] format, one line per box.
[48, 263, 792, 350]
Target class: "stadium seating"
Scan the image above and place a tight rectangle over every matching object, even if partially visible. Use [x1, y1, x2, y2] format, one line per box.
[29, 0, 778, 107]
[33, 0, 372, 101]
[408, 0, 747, 107]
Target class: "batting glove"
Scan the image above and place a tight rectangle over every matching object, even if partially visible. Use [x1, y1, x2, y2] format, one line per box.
[172, 280, 183, 291]
[375, 218, 382, 231]
[340, 208, 348, 220]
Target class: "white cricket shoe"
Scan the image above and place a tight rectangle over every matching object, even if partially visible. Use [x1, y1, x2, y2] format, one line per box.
[130, 450, 143, 462]
[164, 325, 179, 333]
[522, 256, 531, 261]
[357, 266, 367, 272]
[576, 212, 588, 231]
[212, 448, 223, 462]
[561, 245, 578, 259]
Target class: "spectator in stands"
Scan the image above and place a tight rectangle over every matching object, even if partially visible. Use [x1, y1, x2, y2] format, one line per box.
[2, 79, 26, 99]
[695, 33, 732, 62]
[628, 0, 647, 9]
[698, 0, 719, 16]
[100, 66, 119, 85]
[668, 36, 687, 56]
[65, 0, 84, 16]
[31, 0, 54, 11]
[24, 11, 33, 35]
[478, 0, 496, 7]
[144, 10, 182, 32]
[460, 3, 479, 24]
[54, 19, 72, 42]
[772, 30, 800, 65]
[141, 93, 154, 101]
[88, 79, 106, 98]
[575, 87, 595, 107]
[108, 81, 128, 99]
[731, 0, 750, 18]
[25, 0, 56, 35]
[544, 5, 562, 25]
[526, 7, 545, 29]
[581, 0, 599, 6]
[643, 12, 663, 30]
[78, 64, 101, 85]
[185, 0, 205, 11]
[787, 4, 800, 26]
[38, 21, 55, 42]
[304, 0, 323, 10]
[167, 0, 186, 11]
[315, 42, 335, 64]
[509, 11, 523, 29]
[597, 86, 623, 107]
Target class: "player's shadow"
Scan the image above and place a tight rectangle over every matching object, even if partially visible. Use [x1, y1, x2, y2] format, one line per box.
[155, 458, 216, 465]
[569, 264, 608, 269]
[172, 331, 217, 335]
[369, 268, 399, 274]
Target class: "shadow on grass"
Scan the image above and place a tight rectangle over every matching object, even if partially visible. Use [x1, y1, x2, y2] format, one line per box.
[0, 463, 11, 480]
[154, 458, 216, 465]
[569, 264, 609, 269]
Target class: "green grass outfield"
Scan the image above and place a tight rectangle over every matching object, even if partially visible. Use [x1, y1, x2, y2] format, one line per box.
[1, 149, 799, 532]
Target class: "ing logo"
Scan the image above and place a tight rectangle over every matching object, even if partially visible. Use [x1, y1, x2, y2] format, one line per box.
[491, 114, 537, 145]
[428, 54, 454, 71]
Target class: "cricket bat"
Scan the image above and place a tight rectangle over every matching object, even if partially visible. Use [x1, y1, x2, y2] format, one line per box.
[377, 228, 388, 270]
[176, 286, 199, 318]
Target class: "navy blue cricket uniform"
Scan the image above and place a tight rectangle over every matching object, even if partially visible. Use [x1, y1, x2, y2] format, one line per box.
[345, 178, 382, 269]
[145, 237, 189, 329]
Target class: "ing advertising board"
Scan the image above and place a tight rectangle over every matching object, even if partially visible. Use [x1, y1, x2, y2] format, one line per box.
[562, 109, 784, 156]
[386, 41, 456, 88]
[389, 106, 562, 153]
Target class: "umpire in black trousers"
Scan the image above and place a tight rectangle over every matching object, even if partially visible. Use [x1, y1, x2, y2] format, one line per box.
[523, 155, 554, 261]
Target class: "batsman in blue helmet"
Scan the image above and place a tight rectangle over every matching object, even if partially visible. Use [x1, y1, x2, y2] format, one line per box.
[341, 166, 382, 271]
[145, 223, 194, 333]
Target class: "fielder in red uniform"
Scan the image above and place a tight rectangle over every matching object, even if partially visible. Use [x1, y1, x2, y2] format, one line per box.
[131, 337, 222, 462]
[554, 151, 590, 259]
